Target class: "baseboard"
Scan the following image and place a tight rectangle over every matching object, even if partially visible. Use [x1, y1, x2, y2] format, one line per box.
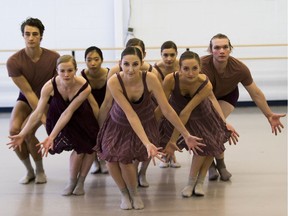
[236, 100, 287, 107]
[0, 107, 13, 113]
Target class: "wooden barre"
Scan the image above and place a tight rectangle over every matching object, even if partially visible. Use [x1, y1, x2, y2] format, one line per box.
[0, 56, 287, 66]
[0, 44, 287, 53]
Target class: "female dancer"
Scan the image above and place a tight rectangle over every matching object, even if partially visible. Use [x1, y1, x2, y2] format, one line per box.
[95, 47, 205, 210]
[8, 55, 99, 196]
[158, 50, 239, 197]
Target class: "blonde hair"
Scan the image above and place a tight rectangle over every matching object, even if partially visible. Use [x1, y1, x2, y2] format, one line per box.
[56, 55, 77, 70]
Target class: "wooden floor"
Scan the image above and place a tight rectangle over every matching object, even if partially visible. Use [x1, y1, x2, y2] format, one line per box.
[0, 106, 287, 216]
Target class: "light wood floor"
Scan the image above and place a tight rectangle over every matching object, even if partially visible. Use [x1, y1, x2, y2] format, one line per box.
[0, 106, 287, 216]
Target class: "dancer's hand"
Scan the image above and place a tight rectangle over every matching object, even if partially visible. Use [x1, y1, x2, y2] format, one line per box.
[145, 143, 165, 166]
[7, 134, 24, 151]
[163, 142, 182, 161]
[184, 135, 206, 155]
[267, 113, 286, 135]
[36, 136, 54, 157]
[226, 123, 240, 145]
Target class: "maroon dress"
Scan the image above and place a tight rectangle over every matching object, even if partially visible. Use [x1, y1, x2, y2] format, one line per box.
[95, 72, 159, 164]
[159, 72, 230, 156]
[46, 77, 99, 155]
[81, 69, 108, 107]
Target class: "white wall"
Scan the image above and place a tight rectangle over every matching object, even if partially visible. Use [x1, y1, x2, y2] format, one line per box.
[131, 0, 287, 45]
[129, 0, 287, 102]
[0, 0, 287, 108]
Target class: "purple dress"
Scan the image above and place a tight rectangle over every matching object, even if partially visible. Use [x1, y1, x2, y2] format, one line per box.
[159, 72, 230, 156]
[95, 72, 159, 164]
[81, 69, 108, 107]
[46, 77, 99, 155]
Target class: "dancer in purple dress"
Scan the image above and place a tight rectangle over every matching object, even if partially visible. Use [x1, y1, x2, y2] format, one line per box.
[8, 55, 99, 196]
[157, 51, 239, 197]
[94, 47, 205, 210]
[108, 38, 158, 188]
[81, 46, 110, 174]
[154, 40, 181, 168]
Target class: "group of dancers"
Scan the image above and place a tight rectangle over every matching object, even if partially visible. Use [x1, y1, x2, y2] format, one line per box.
[7, 17, 286, 210]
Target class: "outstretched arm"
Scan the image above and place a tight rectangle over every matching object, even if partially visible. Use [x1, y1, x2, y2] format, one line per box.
[147, 73, 205, 154]
[98, 64, 121, 126]
[153, 72, 174, 122]
[245, 82, 286, 135]
[87, 93, 99, 120]
[98, 87, 113, 127]
[208, 91, 239, 144]
[7, 80, 53, 151]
